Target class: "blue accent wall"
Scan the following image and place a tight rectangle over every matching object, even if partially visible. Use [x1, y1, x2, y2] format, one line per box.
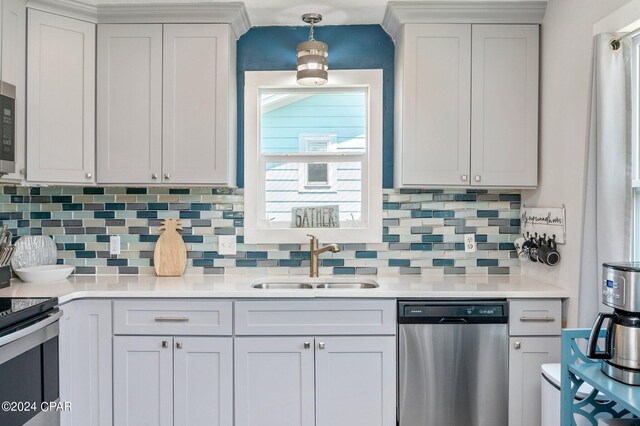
[236, 24, 395, 188]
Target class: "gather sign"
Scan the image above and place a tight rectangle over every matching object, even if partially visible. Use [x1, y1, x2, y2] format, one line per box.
[291, 205, 339, 228]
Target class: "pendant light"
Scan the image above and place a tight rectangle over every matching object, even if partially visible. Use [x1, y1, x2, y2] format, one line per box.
[297, 13, 328, 86]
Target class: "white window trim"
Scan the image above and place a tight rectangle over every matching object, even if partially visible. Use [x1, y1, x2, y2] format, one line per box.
[633, 35, 640, 259]
[298, 133, 338, 192]
[244, 69, 383, 244]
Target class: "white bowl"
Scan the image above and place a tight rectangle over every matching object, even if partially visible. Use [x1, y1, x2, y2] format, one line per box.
[14, 265, 74, 283]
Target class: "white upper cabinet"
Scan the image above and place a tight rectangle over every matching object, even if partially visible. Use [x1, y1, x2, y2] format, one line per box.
[163, 24, 235, 185]
[393, 22, 539, 188]
[471, 24, 539, 187]
[97, 24, 163, 184]
[395, 24, 471, 186]
[26, 9, 95, 184]
[96, 23, 237, 186]
[0, 0, 26, 182]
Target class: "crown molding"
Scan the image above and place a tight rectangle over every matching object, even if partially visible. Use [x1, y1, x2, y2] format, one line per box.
[98, 3, 251, 38]
[26, 0, 98, 23]
[382, 1, 547, 41]
[25, 1, 251, 38]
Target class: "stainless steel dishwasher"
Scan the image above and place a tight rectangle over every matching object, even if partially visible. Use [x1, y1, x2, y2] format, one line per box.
[398, 300, 509, 426]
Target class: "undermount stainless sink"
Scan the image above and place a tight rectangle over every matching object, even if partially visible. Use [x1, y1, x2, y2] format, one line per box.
[250, 283, 313, 289]
[250, 280, 379, 289]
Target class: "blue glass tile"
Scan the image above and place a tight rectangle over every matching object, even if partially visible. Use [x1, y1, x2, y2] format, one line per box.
[0, 213, 10, 220]
[411, 210, 433, 218]
[140, 235, 159, 243]
[477, 259, 499, 267]
[246, 251, 268, 259]
[30, 212, 50, 219]
[475, 234, 488, 242]
[290, 251, 310, 259]
[279, 259, 301, 267]
[94, 211, 115, 219]
[499, 194, 521, 202]
[126, 188, 147, 194]
[433, 259, 454, 267]
[383, 203, 399, 210]
[190, 203, 212, 211]
[455, 243, 465, 251]
[333, 267, 356, 275]
[203, 251, 223, 259]
[223, 211, 244, 219]
[321, 259, 344, 267]
[477, 210, 499, 218]
[30, 187, 40, 195]
[76, 251, 96, 258]
[411, 243, 433, 251]
[510, 219, 521, 226]
[107, 258, 128, 266]
[105, 203, 126, 210]
[62, 203, 83, 211]
[499, 243, 515, 251]
[236, 235, 244, 244]
[180, 211, 201, 219]
[148, 203, 168, 210]
[83, 187, 104, 195]
[96, 235, 110, 243]
[17, 220, 29, 228]
[52, 196, 72, 203]
[169, 188, 190, 194]
[64, 243, 85, 250]
[389, 259, 410, 267]
[454, 194, 476, 201]
[236, 259, 257, 267]
[355, 251, 377, 259]
[383, 234, 400, 242]
[422, 235, 443, 243]
[183, 235, 203, 243]
[137, 211, 157, 219]
[193, 259, 214, 267]
[234, 219, 244, 227]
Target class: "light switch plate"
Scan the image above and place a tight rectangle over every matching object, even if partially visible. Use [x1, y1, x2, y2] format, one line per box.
[218, 235, 236, 255]
[464, 234, 476, 253]
[110, 235, 121, 255]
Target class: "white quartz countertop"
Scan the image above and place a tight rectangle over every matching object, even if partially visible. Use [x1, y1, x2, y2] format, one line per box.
[0, 274, 569, 304]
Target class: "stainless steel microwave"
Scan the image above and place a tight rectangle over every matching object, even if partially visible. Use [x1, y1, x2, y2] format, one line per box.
[0, 81, 16, 176]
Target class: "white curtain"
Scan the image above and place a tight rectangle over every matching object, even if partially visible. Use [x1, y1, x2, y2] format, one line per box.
[578, 33, 632, 327]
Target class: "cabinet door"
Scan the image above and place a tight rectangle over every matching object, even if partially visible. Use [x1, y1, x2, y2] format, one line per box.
[397, 24, 471, 187]
[315, 336, 396, 426]
[0, 0, 25, 182]
[471, 25, 539, 187]
[96, 24, 162, 184]
[113, 336, 173, 426]
[234, 337, 315, 426]
[59, 300, 112, 426]
[508, 336, 560, 426]
[162, 24, 234, 185]
[174, 337, 233, 426]
[26, 10, 95, 184]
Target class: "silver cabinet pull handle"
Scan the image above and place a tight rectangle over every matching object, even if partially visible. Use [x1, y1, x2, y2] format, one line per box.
[85, 172, 93, 179]
[164, 172, 172, 179]
[318, 342, 325, 350]
[514, 341, 521, 350]
[176, 341, 182, 349]
[162, 340, 169, 348]
[474, 175, 481, 182]
[152, 173, 158, 180]
[155, 316, 189, 322]
[304, 342, 311, 349]
[461, 175, 468, 182]
[519, 316, 555, 322]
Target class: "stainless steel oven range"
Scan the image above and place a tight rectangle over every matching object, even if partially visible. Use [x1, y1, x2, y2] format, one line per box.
[0, 297, 61, 426]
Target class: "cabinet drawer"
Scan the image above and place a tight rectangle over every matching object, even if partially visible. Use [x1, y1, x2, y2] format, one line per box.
[113, 300, 232, 336]
[509, 299, 561, 336]
[234, 300, 396, 336]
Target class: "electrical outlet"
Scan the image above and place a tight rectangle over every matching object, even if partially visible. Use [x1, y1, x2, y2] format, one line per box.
[218, 235, 237, 255]
[464, 234, 476, 253]
[110, 235, 121, 255]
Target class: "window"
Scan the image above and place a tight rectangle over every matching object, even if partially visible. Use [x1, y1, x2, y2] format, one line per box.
[244, 70, 383, 243]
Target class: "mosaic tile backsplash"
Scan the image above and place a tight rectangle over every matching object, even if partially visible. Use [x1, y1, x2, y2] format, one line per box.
[0, 186, 521, 276]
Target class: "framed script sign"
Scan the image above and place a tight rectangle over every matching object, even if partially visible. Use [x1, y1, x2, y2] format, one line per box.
[520, 206, 566, 243]
[291, 205, 339, 228]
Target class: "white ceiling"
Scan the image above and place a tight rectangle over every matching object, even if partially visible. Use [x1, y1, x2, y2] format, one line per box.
[89, 0, 543, 26]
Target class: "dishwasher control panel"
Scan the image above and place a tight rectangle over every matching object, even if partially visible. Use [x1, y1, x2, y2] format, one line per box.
[398, 301, 509, 324]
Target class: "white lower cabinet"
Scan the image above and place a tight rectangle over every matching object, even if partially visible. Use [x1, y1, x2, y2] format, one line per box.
[113, 336, 233, 426]
[234, 336, 396, 426]
[58, 300, 112, 426]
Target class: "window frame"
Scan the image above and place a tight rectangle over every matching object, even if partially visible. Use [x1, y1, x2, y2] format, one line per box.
[298, 133, 338, 192]
[243, 70, 383, 244]
[633, 35, 640, 259]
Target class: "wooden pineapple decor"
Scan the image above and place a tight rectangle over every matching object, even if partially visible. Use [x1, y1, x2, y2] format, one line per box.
[154, 218, 187, 277]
